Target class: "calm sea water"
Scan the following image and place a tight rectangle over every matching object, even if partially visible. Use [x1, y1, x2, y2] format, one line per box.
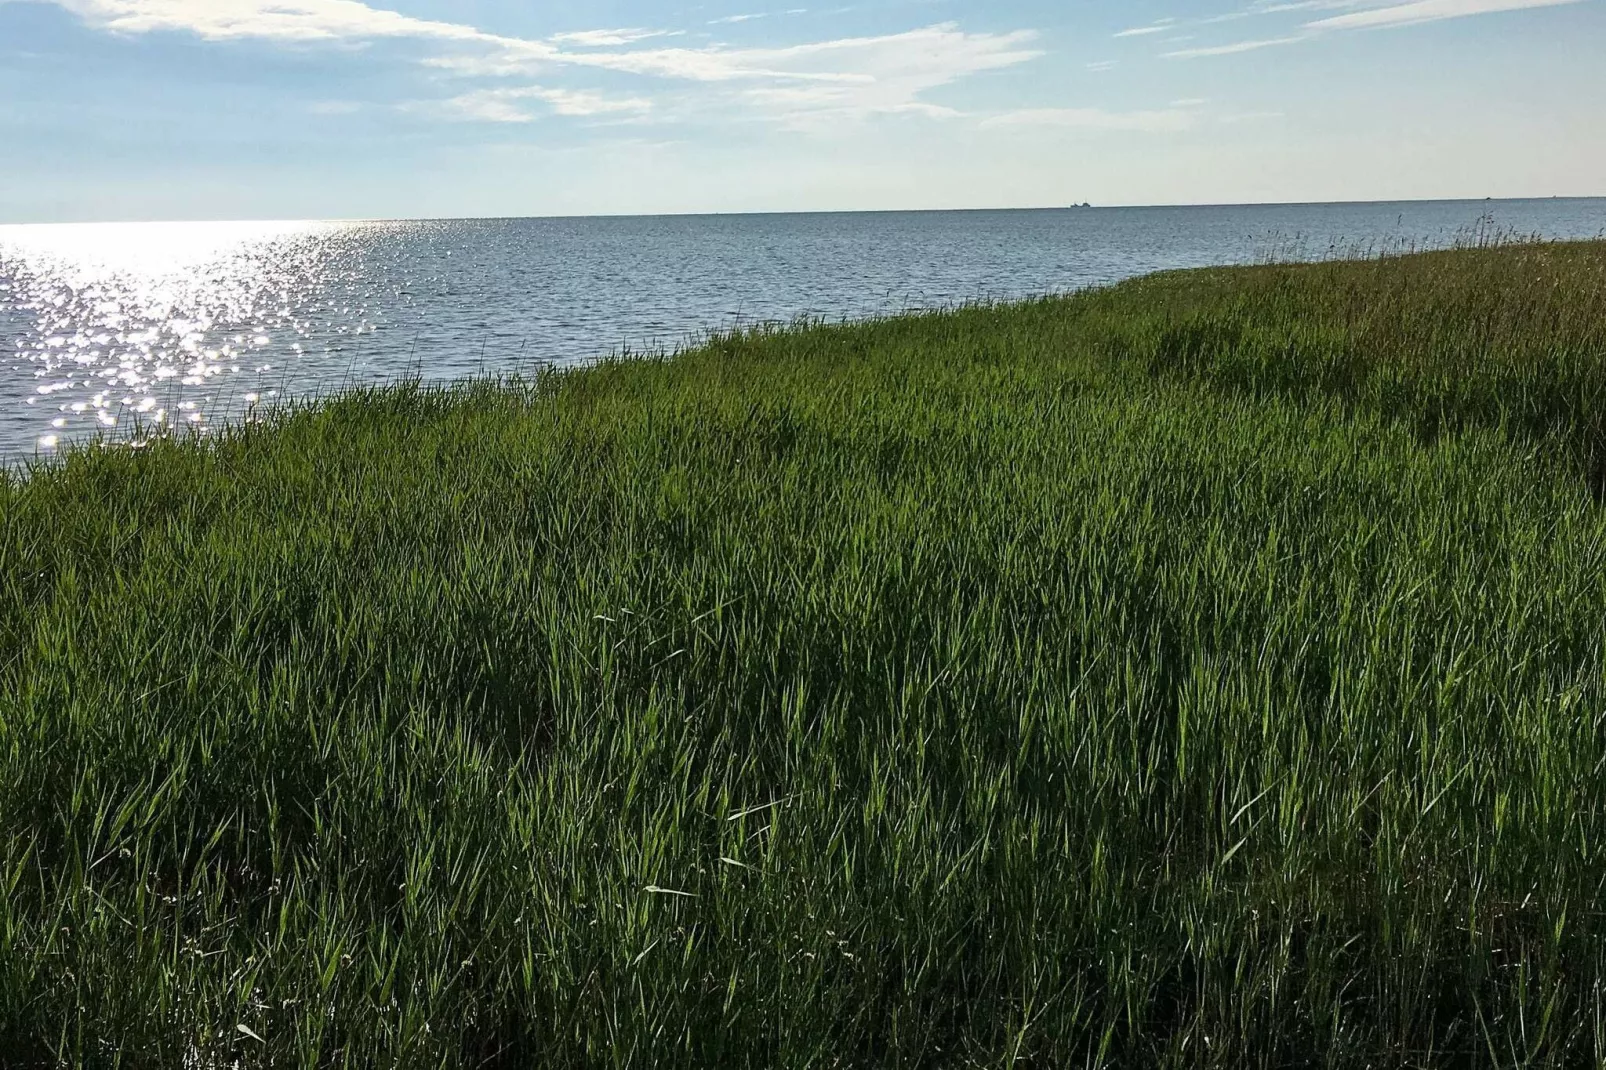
[2, 199, 1604, 460]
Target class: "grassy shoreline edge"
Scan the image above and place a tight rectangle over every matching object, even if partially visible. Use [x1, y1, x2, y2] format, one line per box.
[5, 242, 1606, 1066]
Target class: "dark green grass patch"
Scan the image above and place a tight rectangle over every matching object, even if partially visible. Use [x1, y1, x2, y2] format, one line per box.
[3, 243, 1606, 1067]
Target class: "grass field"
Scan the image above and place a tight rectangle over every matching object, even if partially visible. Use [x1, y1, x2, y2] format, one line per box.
[4, 241, 1606, 1067]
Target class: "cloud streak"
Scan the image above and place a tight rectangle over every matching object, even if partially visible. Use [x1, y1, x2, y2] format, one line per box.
[1167, 0, 1589, 58]
[1113, 18, 1178, 37]
[983, 107, 1195, 132]
[1307, 0, 1589, 29]
[44, 1, 1042, 125]
[548, 28, 682, 47]
[426, 86, 654, 123]
[53, 0, 496, 43]
[1166, 34, 1311, 57]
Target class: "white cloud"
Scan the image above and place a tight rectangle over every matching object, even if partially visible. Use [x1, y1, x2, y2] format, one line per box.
[426, 89, 538, 124]
[428, 86, 653, 123]
[53, 0, 496, 43]
[707, 24, 1039, 125]
[448, 23, 1041, 87]
[746, 85, 963, 129]
[1248, 1, 1365, 12]
[44, 2, 1042, 128]
[1165, 0, 1588, 58]
[983, 107, 1195, 132]
[425, 22, 1042, 126]
[1166, 34, 1312, 56]
[1306, 0, 1588, 29]
[1114, 18, 1179, 37]
[549, 28, 680, 47]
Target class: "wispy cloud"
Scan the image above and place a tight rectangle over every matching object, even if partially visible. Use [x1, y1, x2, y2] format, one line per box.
[983, 107, 1196, 132]
[984, 103, 1283, 133]
[425, 86, 654, 123]
[709, 9, 812, 24]
[1114, 17, 1179, 37]
[1165, 0, 1589, 58]
[52, 0, 495, 43]
[711, 25, 1042, 123]
[549, 28, 682, 47]
[418, 21, 1043, 132]
[1307, 0, 1589, 29]
[1166, 34, 1311, 57]
[43, 2, 1043, 126]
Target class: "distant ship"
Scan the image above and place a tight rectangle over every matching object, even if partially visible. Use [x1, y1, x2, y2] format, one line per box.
[1069, 202, 1093, 209]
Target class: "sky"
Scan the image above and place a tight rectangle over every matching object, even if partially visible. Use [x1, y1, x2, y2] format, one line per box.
[1, 0, 1602, 222]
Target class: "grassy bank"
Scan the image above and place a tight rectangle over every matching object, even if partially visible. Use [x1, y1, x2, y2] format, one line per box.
[3, 242, 1606, 1067]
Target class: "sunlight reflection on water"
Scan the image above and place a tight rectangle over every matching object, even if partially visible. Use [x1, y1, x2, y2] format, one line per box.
[4, 200, 1605, 461]
[0, 220, 377, 455]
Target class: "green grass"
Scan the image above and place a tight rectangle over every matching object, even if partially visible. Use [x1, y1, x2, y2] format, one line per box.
[4, 241, 1606, 1068]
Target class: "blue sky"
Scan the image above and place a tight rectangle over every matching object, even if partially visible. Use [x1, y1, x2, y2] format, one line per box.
[1, 0, 1602, 221]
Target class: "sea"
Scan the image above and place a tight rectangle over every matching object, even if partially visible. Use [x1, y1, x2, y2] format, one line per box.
[2, 198, 1604, 460]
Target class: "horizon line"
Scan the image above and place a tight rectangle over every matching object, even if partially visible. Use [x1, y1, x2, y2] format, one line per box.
[3, 194, 1605, 229]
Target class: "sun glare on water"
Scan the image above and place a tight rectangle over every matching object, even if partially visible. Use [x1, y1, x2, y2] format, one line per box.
[0, 219, 350, 456]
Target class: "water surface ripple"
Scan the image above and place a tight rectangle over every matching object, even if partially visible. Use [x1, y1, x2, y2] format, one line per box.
[3, 200, 1604, 459]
